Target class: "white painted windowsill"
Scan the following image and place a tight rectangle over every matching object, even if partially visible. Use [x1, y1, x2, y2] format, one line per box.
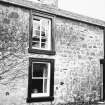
[97, 101, 105, 104]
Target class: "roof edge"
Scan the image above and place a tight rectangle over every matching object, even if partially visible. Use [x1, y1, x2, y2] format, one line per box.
[57, 9, 105, 28]
[0, 0, 105, 27]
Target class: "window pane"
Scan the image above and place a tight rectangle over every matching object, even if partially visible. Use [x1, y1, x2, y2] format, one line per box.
[32, 63, 48, 77]
[41, 19, 50, 37]
[41, 26, 45, 33]
[41, 43, 46, 48]
[43, 66, 48, 77]
[32, 79, 43, 93]
[43, 79, 47, 93]
[32, 41, 40, 48]
[41, 38, 46, 42]
[33, 19, 40, 38]
[33, 19, 40, 30]
[33, 30, 40, 36]
[41, 31, 45, 37]
[32, 37, 40, 41]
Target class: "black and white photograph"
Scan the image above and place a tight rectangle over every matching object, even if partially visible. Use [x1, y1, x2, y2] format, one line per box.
[0, 0, 105, 105]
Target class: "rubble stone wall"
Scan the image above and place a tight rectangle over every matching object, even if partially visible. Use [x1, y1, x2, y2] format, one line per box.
[0, 3, 104, 105]
[54, 17, 104, 104]
[27, 0, 58, 8]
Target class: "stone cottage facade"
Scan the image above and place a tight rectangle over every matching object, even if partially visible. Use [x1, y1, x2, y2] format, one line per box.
[0, 0, 105, 105]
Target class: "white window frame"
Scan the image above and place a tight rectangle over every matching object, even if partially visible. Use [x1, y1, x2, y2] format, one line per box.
[32, 16, 51, 50]
[31, 62, 51, 97]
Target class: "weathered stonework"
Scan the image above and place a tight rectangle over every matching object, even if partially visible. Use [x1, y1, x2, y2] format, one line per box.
[27, 0, 58, 8]
[0, 1, 104, 105]
[0, 4, 29, 105]
[54, 18, 104, 104]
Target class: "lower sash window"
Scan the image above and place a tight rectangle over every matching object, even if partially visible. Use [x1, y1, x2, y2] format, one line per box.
[27, 58, 54, 102]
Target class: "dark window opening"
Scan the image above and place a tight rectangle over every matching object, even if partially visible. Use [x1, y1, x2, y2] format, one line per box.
[27, 58, 54, 102]
[100, 59, 105, 101]
[32, 79, 43, 93]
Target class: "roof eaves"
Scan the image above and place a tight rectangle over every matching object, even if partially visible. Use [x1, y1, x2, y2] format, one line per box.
[0, 0, 105, 27]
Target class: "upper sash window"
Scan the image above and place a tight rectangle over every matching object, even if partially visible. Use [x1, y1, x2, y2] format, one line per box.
[29, 11, 55, 55]
[32, 17, 51, 50]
